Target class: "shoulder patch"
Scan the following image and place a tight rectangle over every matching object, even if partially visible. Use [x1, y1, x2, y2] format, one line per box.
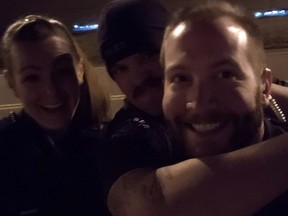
[130, 117, 150, 129]
[0, 112, 17, 131]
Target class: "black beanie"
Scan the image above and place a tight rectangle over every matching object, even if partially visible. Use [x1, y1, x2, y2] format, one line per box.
[97, 0, 170, 77]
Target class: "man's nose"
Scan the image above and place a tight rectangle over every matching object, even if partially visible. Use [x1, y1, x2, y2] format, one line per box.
[186, 80, 217, 111]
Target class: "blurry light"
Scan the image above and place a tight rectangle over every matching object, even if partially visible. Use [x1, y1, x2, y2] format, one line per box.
[72, 23, 99, 32]
[254, 9, 288, 18]
[254, 12, 263, 18]
[227, 26, 247, 45]
[172, 22, 186, 38]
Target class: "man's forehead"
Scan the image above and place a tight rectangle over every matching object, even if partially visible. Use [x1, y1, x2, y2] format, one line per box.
[165, 18, 249, 57]
[218, 17, 248, 45]
[163, 18, 253, 75]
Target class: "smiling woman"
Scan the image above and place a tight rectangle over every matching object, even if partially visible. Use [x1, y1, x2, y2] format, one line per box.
[2, 15, 110, 127]
[0, 15, 110, 215]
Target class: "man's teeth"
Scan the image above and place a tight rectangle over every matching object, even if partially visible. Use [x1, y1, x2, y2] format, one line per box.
[192, 123, 221, 132]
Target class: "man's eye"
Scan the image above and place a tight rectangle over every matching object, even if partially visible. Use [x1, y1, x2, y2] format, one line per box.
[172, 74, 190, 83]
[142, 51, 158, 61]
[111, 65, 128, 75]
[217, 70, 236, 79]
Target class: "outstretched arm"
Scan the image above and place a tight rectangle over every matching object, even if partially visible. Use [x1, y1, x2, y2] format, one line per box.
[108, 132, 288, 216]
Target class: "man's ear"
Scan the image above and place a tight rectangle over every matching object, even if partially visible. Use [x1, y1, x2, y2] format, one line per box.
[260, 67, 272, 107]
[76, 59, 84, 85]
[3, 69, 19, 98]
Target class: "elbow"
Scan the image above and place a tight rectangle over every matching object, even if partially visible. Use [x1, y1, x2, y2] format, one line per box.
[107, 169, 170, 216]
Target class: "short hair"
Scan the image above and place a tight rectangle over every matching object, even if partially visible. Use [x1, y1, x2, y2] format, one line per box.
[160, 1, 267, 77]
[1, 14, 110, 127]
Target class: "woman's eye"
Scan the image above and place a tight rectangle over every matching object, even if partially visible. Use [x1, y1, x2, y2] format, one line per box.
[22, 74, 39, 83]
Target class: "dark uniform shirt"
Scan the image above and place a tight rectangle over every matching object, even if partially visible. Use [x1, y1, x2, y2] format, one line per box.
[254, 118, 288, 215]
[99, 102, 180, 199]
[0, 111, 107, 216]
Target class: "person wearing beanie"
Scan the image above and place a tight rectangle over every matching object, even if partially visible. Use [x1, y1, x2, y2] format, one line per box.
[97, 0, 179, 207]
[97, 0, 187, 215]
[98, 0, 169, 117]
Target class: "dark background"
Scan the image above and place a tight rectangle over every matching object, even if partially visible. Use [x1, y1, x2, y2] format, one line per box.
[0, 0, 285, 36]
[0, 0, 109, 37]
[0, 0, 288, 65]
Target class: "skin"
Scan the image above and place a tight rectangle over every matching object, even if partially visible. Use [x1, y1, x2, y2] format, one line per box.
[111, 52, 164, 116]
[163, 17, 271, 157]
[5, 35, 84, 130]
[106, 17, 288, 216]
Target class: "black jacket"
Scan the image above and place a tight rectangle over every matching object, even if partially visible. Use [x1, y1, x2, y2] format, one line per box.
[99, 102, 180, 200]
[0, 111, 107, 216]
[254, 118, 288, 215]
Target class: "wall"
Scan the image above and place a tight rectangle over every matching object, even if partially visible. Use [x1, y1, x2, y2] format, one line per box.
[0, 67, 124, 119]
[1, 47, 288, 119]
[267, 48, 288, 80]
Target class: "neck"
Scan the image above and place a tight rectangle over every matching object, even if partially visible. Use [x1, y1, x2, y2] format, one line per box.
[258, 121, 265, 142]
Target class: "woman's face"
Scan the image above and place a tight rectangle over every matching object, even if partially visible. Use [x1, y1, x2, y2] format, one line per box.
[7, 34, 83, 130]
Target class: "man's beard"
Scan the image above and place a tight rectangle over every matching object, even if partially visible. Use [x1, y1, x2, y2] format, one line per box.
[166, 90, 264, 158]
[227, 93, 263, 152]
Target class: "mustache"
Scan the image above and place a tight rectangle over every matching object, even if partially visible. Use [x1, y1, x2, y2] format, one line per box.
[133, 76, 163, 98]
